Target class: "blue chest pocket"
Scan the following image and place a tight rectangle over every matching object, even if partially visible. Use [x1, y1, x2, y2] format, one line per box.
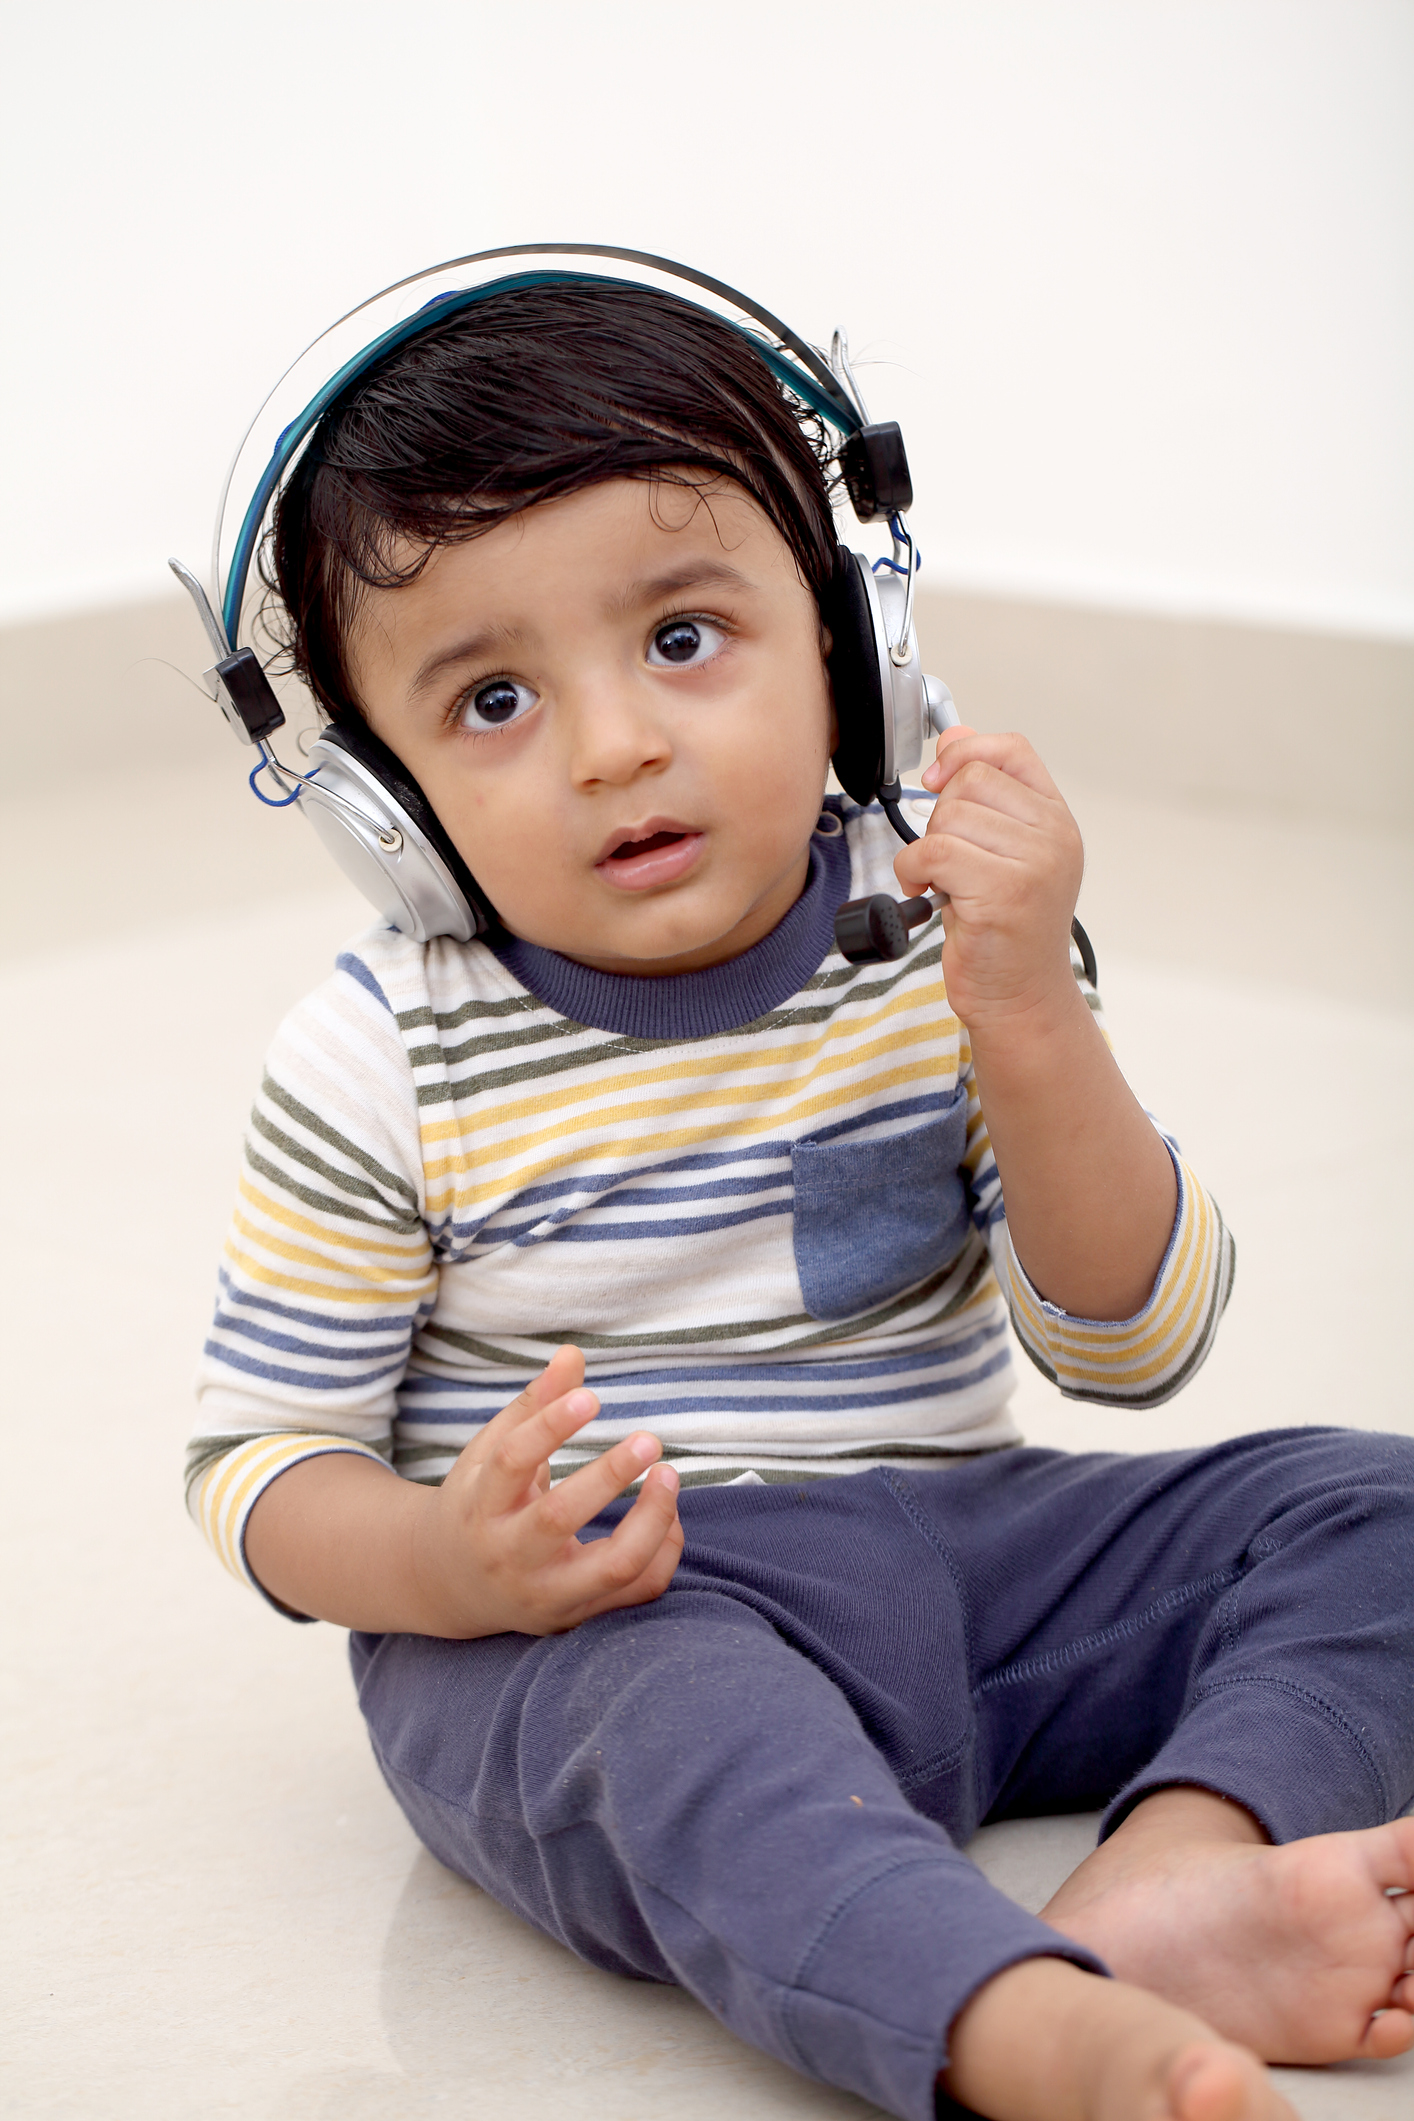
[791, 1084, 972, 1322]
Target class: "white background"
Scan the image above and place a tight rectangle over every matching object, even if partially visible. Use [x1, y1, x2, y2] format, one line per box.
[2, 0, 1410, 634]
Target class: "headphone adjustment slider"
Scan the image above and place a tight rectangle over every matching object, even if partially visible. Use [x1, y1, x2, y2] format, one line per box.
[839, 423, 914, 524]
[206, 648, 287, 748]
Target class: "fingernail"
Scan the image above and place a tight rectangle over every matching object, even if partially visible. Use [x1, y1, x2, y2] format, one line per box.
[628, 1433, 658, 1466]
[565, 1389, 597, 1418]
[656, 1464, 679, 1492]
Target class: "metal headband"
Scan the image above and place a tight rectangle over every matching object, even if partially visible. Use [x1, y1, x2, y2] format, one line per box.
[215, 243, 866, 647]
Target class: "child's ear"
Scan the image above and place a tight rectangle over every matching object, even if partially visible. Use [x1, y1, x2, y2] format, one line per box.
[818, 621, 839, 751]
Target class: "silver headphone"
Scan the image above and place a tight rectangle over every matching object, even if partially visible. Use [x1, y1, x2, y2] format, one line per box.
[171, 244, 960, 952]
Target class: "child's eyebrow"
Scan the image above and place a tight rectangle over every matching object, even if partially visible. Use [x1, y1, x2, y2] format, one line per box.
[407, 624, 525, 700]
[609, 561, 756, 616]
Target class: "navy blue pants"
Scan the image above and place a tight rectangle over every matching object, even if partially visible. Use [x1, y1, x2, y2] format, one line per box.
[351, 1428, 1414, 2121]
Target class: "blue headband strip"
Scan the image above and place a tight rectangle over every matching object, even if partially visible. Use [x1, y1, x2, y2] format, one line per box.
[221, 269, 861, 645]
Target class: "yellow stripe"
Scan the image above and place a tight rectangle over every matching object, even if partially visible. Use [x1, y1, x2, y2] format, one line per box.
[1007, 1171, 1218, 1384]
[1043, 1177, 1212, 1361]
[199, 1435, 386, 1581]
[230, 1205, 434, 1287]
[223, 1236, 436, 1305]
[238, 1175, 430, 1260]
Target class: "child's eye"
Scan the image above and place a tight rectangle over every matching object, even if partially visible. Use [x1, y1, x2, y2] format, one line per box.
[646, 618, 726, 668]
[456, 678, 538, 732]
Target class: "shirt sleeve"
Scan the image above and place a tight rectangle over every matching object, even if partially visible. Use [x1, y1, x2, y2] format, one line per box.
[186, 948, 436, 1601]
[961, 947, 1236, 1407]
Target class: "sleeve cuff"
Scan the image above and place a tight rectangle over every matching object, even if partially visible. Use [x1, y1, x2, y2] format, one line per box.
[193, 1433, 392, 1616]
[1001, 1145, 1236, 1407]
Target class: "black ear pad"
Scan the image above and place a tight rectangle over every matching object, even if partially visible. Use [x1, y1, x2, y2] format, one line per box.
[824, 552, 885, 805]
[321, 713, 501, 936]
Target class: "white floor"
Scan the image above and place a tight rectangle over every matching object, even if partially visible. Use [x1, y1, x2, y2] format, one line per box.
[3, 766, 1412, 2119]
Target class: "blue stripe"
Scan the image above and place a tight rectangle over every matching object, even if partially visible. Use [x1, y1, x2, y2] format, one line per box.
[211, 1310, 411, 1362]
[336, 952, 395, 1012]
[203, 1339, 409, 1392]
[517, 1198, 793, 1245]
[476, 1170, 793, 1245]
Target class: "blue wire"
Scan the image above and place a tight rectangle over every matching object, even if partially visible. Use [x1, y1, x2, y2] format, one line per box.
[872, 544, 923, 577]
[248, 753, 302, 807]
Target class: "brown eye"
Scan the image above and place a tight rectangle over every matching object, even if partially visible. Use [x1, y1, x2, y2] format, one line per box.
[458, 678, 537, 731]
[646, 617, 725, 668]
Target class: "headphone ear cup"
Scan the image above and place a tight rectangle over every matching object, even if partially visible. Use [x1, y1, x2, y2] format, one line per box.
[826, 551, 885, 804]
[302, 716, 497, 943]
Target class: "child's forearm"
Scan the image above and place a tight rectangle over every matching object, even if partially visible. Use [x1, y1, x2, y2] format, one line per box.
[244, 1452, 444, 1631]
[969, 981, 1177, 1321]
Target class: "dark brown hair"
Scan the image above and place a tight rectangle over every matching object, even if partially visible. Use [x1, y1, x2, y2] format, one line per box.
[262, 282, 842, 719]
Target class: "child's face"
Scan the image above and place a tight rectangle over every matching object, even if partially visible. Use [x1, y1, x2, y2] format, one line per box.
[345, 477, 836, 974]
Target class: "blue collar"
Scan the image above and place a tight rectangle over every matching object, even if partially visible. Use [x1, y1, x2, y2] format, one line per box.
[490, 812, 852, 1039]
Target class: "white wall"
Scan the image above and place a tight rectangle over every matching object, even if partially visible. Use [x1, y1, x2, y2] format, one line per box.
[2, 0, 1410, 635]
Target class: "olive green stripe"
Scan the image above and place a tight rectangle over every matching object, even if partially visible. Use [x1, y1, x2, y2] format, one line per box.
[248, 1114, 422, 1230]
[409, 1012, 591, 1072]
[261, 1075, 419, 1207]
[396, 991, 534, 1033]
[243, 1143, 422, 1238]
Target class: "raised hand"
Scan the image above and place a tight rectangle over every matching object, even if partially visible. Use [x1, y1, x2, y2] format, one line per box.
[893, 725, 1084, 1033]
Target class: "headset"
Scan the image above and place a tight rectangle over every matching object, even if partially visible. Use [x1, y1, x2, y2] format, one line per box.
[171, 242, 1095, 980]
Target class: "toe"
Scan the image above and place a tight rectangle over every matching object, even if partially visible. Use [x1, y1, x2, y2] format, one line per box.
[1395, 1973, 1414, 2012]
[1356, 2008, 1414, 2061]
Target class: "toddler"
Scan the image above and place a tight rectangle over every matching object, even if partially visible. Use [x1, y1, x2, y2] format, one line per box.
[187, 273, 1414, 2121]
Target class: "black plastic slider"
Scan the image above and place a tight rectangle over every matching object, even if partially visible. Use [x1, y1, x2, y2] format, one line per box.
[839, 422, 914, 523]
[834, 893, 934, 964]
[214, 648, 286, 743]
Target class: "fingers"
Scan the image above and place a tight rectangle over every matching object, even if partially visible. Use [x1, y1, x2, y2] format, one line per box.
[468, 1346, 585, 1460]
[922, 727, 1062, 802]
[473, 1373, 603, 1514]
[531, 1428, 670, 1544]
[570, 1464, 684, 1620]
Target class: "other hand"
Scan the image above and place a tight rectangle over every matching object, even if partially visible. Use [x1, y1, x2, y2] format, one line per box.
[411, 1345, 683, 1637]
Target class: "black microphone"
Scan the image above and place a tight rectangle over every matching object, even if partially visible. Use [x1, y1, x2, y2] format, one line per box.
[834, 894, 936, 964]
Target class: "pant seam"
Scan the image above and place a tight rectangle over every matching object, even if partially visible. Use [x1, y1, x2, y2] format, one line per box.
[1186, 1672, 1390, 1816]
[876, 1465, 976, 1672]
[974, 1566, 1241, 1696]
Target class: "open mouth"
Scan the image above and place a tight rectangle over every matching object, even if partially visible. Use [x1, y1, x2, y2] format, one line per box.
[595, 822, 704, 891]
[606, 830, 687, 862]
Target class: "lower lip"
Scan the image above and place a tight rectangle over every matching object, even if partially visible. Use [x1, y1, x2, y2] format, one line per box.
[595, 832, 705, 891]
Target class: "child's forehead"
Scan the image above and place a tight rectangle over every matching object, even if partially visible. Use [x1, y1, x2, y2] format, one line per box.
[346, 477, 807, 669]
[386, 477, 793, 598]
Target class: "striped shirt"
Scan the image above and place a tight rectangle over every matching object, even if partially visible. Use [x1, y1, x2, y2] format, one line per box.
[189, 800, 1235, 1597]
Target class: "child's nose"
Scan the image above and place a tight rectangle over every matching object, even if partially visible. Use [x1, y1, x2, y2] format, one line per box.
[565, 679, 672, 789]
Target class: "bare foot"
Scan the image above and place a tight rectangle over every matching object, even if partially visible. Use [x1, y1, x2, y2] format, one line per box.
[942, 1956, 1297, 2121]
[1040, 1788, 1414, 2065]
